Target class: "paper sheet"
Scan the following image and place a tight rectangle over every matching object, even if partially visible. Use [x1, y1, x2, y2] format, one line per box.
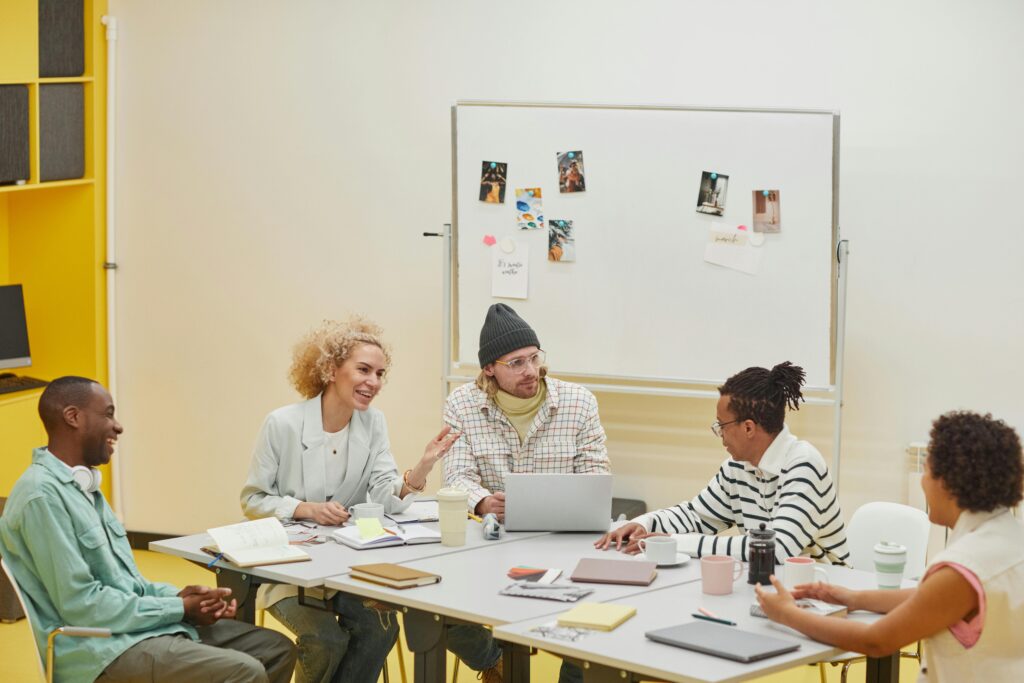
[703, 223, 763, 275]
[492, 239, 529, 299]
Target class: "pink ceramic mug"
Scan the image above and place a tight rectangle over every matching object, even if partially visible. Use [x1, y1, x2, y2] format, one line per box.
[700, 555, 743, 595]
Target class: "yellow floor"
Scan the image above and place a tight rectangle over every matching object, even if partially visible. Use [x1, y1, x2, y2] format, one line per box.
[0, 550, 921, 682]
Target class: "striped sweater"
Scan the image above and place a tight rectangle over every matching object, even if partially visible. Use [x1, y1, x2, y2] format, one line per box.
[635, 426, 850, 564]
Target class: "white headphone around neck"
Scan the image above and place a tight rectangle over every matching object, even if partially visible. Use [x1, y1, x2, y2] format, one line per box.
[71, 466, 102, 494]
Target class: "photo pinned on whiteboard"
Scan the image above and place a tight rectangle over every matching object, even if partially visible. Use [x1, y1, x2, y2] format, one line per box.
[752, 190, 781, 233]
[548, 220, 576, 262]
[492, 238, 529, 299]
[696, 171, 729, 216]
[479, 161, 508, 204]
[556, 151, 586, 193]
[515, 188, 545, 230]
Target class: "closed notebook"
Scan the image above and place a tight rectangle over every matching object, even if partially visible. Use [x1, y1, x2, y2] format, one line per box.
[645, 622, 800, 663]
[570, 558, 657, 586]
[557, 602, 636, 631]
[349, 563, 441, 589]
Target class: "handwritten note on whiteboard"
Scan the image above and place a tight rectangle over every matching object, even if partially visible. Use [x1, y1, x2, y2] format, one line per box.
[492, 238, 529, 299]
[703, 223, 763, 275]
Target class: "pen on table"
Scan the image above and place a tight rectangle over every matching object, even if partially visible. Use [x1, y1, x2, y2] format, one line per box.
[467, 512, 483, 523]
[206, 552, 225, 569]
[692, 612, 737, 626]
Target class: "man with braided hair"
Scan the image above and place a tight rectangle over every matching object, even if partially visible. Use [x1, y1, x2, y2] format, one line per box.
[596, 362, 850, 566]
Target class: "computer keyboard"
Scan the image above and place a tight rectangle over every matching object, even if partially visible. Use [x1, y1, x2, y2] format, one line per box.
[0, 374, 48, 395]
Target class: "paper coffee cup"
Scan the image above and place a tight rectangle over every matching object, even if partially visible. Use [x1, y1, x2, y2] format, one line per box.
[873, 541, 907, 590]
[436, 487, 469, 547]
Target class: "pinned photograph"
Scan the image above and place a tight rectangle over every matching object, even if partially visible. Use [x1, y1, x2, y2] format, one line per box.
[696, 171, 729, 216]
[548, 219, 575, 262]
[479, 161, 508, 204]
[752, 190, 781, 233]
[556, 151, 586, 193]
[515, 188, 545, 230]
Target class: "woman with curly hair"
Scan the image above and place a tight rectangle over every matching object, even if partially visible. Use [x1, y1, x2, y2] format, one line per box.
[756, 410, 1024, 682]
[240, 316, 459, 683]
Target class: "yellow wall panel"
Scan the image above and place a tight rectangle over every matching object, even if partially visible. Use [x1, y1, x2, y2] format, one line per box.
[0, 391, 47, 495]
[8, 186, 98, 382]
[0, 196, 9, 282]
[0, 0, 37, 83]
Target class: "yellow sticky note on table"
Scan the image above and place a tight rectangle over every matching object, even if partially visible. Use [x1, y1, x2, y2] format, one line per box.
[557, 603, 636, 631]
[356, 518, 385, 539]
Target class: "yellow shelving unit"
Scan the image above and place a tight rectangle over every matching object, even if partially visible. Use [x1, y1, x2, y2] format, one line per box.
[0, 0, 109, 495]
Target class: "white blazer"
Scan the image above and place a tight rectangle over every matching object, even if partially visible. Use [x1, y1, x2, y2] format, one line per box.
[240, 394, 414, 520]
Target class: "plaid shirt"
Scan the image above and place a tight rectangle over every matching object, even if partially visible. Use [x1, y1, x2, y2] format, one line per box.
[442, 377, 610, 510]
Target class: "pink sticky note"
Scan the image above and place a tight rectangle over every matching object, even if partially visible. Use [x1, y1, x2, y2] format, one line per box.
[737, 225, 748, 231]
[483, 235, 497, 246]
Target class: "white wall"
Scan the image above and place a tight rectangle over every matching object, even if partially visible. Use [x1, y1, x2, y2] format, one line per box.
[108, 0, 1024, 534]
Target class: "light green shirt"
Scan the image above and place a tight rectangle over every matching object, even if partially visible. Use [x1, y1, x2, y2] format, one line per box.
[0, 448, 193, 682]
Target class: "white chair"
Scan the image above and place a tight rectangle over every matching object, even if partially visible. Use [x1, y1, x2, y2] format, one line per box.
[1, 558, 112, 683]
[817, 501, 931, 683]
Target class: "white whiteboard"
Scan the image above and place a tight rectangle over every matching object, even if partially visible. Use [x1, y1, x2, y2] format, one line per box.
[453, 103, 838, 388]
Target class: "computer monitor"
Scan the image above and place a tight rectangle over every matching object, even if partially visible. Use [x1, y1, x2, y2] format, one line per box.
[0, 285, 32, 370]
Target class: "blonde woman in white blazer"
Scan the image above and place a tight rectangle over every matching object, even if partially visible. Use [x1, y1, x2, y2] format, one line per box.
[241, 317, 459, 683]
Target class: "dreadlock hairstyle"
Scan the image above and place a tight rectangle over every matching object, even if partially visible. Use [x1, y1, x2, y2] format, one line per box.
[718, 361, 805, 435]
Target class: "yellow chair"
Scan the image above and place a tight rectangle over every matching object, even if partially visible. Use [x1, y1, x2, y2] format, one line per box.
[1, 558, 112, 683]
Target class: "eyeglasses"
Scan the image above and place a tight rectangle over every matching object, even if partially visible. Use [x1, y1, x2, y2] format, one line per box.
[493, 350, 546, 374]
[711, 419, 742, 437]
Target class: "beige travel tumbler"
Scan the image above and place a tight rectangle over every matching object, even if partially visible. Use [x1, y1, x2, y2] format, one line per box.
[437, 487, 469, 547]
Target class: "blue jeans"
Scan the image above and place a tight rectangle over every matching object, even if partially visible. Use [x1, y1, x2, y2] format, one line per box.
[269, 593, 398, 683]
[447, 624, 582, 682]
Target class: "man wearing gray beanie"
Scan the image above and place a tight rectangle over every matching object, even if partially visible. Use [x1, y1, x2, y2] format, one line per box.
[441, 303, 609, 683]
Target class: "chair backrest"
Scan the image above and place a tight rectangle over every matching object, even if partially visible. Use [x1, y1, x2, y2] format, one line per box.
[845, 501, 932, 579]
[1, 557, 46, 682]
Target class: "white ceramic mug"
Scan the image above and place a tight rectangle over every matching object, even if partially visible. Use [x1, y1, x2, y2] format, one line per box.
[638, 536, 677, 564]
[874, 541, 907, 590]
[783, 556, 829, 590]
[700, 555, 743, 595]
[350, 502, 385, 522]
[436, 487, 469, 547]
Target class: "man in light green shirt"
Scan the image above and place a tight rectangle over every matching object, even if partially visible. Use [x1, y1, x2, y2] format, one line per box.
[0, 377, 295, 682]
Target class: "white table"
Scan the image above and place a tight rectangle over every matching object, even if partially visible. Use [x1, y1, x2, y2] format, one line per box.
[494, 564, 904, 683]
[149, 520, 548, 621]
[324, 536, 702, 682]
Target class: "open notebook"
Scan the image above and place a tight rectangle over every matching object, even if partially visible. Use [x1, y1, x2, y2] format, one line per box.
[331, 523, 441, 550]
[205, 518, 310, 568]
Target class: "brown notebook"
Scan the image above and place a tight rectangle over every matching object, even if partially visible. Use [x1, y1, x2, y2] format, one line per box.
[349, 563, 441, 589]
[570, 558, 658, 586]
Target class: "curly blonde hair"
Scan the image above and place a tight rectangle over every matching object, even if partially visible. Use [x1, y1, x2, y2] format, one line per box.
[289, 317, 393, 399]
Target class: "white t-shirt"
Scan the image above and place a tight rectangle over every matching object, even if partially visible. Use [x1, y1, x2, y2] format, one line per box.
[322, 424, 349, 497]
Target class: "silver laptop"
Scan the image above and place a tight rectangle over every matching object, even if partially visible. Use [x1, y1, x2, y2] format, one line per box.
[503, 473, 612, 532]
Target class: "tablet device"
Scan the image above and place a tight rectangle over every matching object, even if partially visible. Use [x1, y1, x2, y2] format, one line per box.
[644, 621, 800, 663]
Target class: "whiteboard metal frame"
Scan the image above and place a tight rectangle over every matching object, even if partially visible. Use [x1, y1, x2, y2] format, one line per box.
[442, 101, 848, 484]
